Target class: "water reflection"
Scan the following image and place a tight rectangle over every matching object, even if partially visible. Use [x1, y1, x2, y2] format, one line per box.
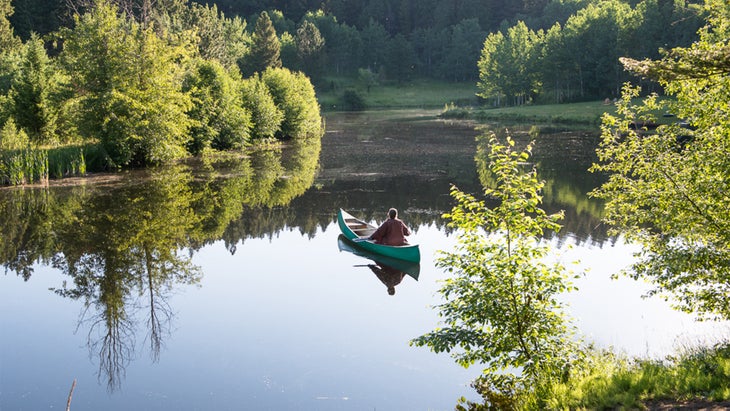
[476, 125, 609, 245]
[0, 111, 613, 401]
[337, 234, 420, 296]
[0, 137, 320, 391]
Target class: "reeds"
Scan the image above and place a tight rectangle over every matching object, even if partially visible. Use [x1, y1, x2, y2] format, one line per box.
[0, 147, 49, 185]
[0, 145, 98, 186]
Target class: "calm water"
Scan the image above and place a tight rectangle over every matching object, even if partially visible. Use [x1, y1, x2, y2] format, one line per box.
[0, 110, 725, 410]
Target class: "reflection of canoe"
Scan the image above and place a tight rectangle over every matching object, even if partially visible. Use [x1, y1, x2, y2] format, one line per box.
[337, 235, 420, 280]
[337, 209, 421, 263]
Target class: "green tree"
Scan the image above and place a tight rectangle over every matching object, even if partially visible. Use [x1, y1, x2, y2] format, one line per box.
[61, 0, 192, 166]
[384, 33, 415, 82]
[261, 67, 321, 139]
[279, 31, 297, 69]
[357, 67, 378, 92]
[182, 59, 252, 154]
[591, 0, 730, 320]
[359, 19, 389, 73]
[242, 11, 281, 75]
[411, 26, 448, 79]
[323, 20, 362, 75]
[240, 73, 283, 140]
[442, 18, 485, 82]
[0, 0, 19, 50]
[181, 3, 230, 67]
[561, 1, 634, 99]
[295, 20, 325, 77]
[412, 135, 579, 408]
[540, 22, 573, 102]
[0, 118, 29, 150]
[158, 2, 249, 71]
[8, 34, 62, 145]
[477, 21, 542, 106]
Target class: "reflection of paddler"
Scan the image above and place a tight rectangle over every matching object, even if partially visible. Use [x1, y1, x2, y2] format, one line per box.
[367, 262, 406, 295]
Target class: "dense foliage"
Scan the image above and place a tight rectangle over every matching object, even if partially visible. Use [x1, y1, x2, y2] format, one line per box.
[0, 0, 322, 181]
[0, 0, 19, 51]
[412, 136, 581, 409]
[591, 0, 730, 321]
[7, 0, 705, 104]
[477, 0, 704, 105]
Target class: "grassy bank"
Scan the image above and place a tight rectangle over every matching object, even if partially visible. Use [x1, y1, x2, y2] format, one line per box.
[542, 341, 730, 410]
[316, 78, 620, 126]
[441, 100, 619, 126]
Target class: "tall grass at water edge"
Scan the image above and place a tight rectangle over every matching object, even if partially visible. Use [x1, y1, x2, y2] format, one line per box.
[0, 144, 104, 186]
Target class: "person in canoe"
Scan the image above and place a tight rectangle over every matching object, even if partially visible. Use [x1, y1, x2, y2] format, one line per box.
[368, 208, 411, 246]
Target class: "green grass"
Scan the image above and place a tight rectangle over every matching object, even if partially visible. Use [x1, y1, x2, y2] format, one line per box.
[447, 100, 619, 126]
[315, 77, 621, 126]
[317, 77, 479, 110]
[536, 341, 730, 410]
[0, 143, 106, 186]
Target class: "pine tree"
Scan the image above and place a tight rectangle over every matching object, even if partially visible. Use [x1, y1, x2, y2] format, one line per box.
[242, 11, 281, 76]
[0, 0, 20, 51]
[9, 34, 60, 145]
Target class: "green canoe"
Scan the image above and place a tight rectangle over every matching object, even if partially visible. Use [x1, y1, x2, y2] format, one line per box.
[337, 209, 421, 263]
[337, 234, 420, 279]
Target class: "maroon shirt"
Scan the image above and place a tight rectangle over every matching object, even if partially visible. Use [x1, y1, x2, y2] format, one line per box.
[370, 218, 411, 245]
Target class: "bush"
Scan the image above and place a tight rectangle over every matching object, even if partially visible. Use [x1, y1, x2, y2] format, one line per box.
[182, 59, 252, 154]
[261, 67, 322, 139]
[341, 89, 365, 111]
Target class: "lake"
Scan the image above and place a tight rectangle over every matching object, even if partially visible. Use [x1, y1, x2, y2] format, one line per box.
[0, 110, 725, 410]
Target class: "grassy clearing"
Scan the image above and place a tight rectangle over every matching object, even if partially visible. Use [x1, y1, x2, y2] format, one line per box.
[316, 77, 479, 110]
[316, 77, 619, 125]
[442, 100, 619, 126]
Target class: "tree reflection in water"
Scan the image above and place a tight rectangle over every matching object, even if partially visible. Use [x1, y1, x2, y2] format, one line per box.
[0, 117, 610, 393]
[0, 137, 321, 391]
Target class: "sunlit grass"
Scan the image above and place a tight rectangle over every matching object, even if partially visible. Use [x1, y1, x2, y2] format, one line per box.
[537, 341, 730, 409]
[317, 77, 478, 110]
[447, 100, 618, 125]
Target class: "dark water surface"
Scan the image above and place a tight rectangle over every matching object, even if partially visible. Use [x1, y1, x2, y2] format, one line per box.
[1, 110, 724, 410]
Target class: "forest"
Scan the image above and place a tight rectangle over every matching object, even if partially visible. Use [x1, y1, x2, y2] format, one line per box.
[7, 0, 705, 99]
[1, 0, 324, 184]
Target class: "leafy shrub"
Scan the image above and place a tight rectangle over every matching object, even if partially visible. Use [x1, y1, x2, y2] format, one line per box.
[240, 74, 283, 141]
[341, 89, 365, 111]
[261, 67, 322, 139]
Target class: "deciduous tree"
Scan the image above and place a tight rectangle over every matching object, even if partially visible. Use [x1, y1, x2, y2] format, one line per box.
[261, 67, 321, 139]
[239, 73, 283, 140]
[182, 59, 251, 154]
[591, 0, 730, 320]
[412, 135, 579, 408]
[61, 0, 192, 166]
[477, 21, 542, 105]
